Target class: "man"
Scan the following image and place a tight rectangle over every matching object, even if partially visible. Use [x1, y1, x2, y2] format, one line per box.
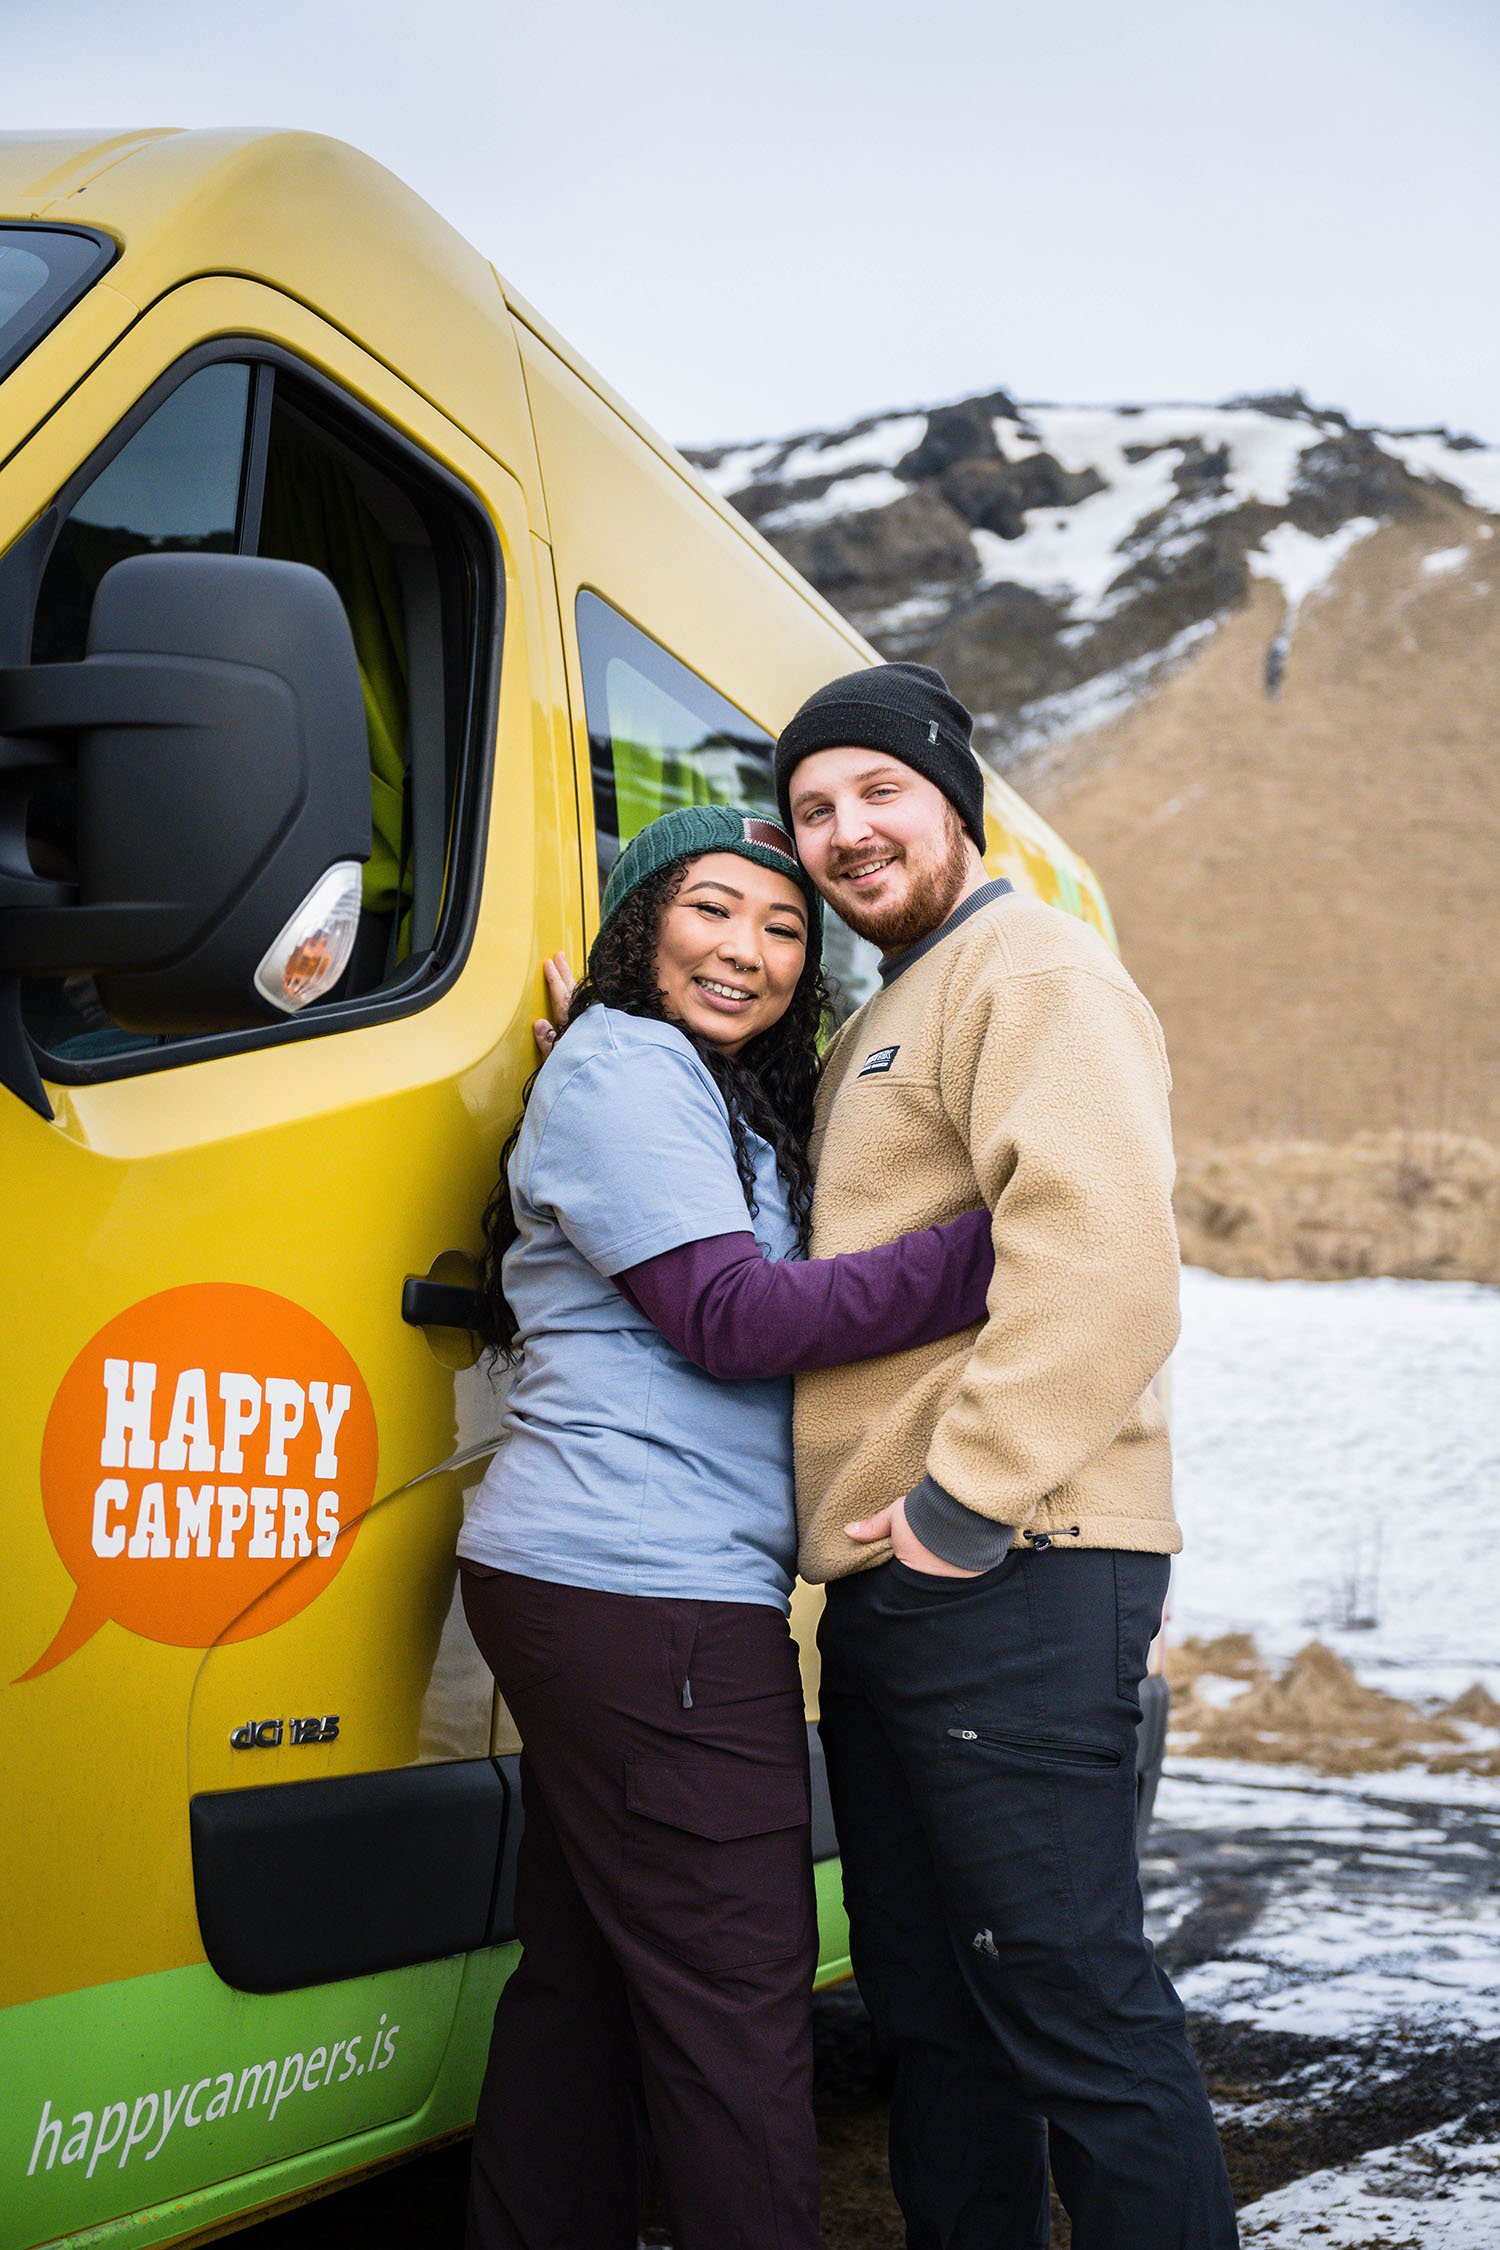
[778, 662, 1238, 2249]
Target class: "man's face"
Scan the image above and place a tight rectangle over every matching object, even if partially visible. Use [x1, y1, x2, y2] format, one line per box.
[788, 747, 973, 951]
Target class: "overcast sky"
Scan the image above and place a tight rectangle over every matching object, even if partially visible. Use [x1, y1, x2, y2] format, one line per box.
[7, 0, 1497, 448]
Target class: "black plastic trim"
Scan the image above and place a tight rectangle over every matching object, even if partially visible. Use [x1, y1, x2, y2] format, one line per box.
[488, 1753, 525, 1943]
[1134, 1671, 1170, 1853]
[191, 1757, 512, 1994]
[0, 224, 118, 384]
[191, 1716, 839, 1996]
[402, 1275, 483, 1330]
[807, 1722, 839, 1864]
[190, 1710, 844, 1996]
[9, 335, 504, 1092]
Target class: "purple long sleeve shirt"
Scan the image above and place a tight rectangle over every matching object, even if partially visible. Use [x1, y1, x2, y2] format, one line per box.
[615, 1208, 994, 1382]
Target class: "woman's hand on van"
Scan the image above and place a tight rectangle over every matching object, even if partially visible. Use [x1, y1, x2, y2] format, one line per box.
[533, 951, 577, 1058]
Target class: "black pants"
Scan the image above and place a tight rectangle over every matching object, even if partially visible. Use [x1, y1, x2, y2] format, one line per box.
[461, 1570, 820, 2250]
[819, 1548, 1238, 2250]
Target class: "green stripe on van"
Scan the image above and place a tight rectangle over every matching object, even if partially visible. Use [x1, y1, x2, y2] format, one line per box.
[0, 1951, 499, 2250]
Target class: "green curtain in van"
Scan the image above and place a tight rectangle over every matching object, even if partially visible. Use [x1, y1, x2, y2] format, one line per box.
[260, 447, 410, 922]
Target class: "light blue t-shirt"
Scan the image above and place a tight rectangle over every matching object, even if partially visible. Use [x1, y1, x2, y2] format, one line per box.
[458, 1006, 801, 1610]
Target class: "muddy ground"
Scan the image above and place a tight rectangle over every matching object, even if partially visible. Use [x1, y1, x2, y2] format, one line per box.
[246, 1758, 1500, 2246]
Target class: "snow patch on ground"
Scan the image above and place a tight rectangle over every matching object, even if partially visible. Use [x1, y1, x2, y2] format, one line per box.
[1238, 2121, 1500, 2245]
[1169, 1269, 1500, 1693]
[760, 469, 907, 532]
[1376, 430, 1500, 514]
[971, 403, 1343, 619]
[776, 415, 927, 483]
[975, 432, 1181, 612]
[1248, 516, 1379, 610]
[1422, 543, 1471, 575]
[1174, 1862, 1500, 2041]
[1165, 1757, 1500, 1816]
[1154, 1271, 1500, 2240]
[694, 440, 780, 497]
[1020, 404, 1327, 508]
[1157, 1768, 1422, 1835]
[700, 413, 929, 502]
[1192, 1672, 1253, 1709]
[860, 588, 953, 639]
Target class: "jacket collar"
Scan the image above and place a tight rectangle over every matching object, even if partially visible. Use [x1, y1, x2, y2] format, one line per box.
[878, 877, 1014, 988]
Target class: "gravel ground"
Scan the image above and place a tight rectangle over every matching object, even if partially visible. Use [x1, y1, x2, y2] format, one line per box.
[1148, 1763, 1500, 2245]
[245, 1753, 1500, 2247]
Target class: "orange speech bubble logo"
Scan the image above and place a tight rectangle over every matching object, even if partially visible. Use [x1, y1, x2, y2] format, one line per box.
[21, 1285, 379, 1680]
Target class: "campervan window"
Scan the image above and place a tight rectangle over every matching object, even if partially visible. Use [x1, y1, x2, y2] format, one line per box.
[575, 589, 778, 886]
[574, 590, 881, 1008]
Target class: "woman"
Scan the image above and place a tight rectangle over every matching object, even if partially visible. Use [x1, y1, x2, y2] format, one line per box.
[459, 803, 993, 2250]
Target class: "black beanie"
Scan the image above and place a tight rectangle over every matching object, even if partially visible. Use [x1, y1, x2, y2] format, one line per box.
[774, 663, 986, 850]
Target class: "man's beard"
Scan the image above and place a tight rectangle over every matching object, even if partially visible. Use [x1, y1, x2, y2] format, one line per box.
[831, 806, 972, 952]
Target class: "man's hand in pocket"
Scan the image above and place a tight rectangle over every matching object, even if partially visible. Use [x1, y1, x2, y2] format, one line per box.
[844, 1494, 981, 1578]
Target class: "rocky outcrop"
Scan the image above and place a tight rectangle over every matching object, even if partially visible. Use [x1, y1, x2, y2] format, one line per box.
[689, 391, 1500, 771]
[770, 486, 978, 615]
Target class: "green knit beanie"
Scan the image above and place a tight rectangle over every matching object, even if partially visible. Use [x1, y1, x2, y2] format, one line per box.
[596, 805, 823, 955]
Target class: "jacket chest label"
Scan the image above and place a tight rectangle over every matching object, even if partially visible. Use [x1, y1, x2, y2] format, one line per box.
[857, 1044, 900, 1077]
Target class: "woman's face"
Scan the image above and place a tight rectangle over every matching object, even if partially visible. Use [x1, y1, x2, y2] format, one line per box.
[655, 851, 809, 1055]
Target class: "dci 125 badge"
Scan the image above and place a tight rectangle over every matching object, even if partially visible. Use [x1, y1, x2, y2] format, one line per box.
[230, 1713, 340, 1748]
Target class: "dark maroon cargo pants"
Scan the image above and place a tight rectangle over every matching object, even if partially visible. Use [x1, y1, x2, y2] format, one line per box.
[460, 1568, 820, 2250]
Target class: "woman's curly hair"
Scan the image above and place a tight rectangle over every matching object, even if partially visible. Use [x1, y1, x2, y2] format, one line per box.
[473, 856, 832, 1361]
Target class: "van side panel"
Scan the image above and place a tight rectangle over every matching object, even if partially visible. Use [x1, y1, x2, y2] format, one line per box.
[0, 281, 560, 2010]
[0, 262, 581, 2244]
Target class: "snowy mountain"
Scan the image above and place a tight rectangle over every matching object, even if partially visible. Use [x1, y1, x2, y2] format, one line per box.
[689, 390, 1500, 772]
[689, 394, 1500, 1285]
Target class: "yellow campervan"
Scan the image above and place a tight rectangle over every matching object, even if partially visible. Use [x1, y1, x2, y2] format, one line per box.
[0, 131, 1121, 2249]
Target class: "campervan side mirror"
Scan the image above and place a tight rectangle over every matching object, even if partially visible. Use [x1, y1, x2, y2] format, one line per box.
[0, 552, 372, 1116]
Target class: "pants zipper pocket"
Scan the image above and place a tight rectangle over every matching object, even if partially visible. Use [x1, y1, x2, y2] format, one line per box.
[948, 1727, 1122, 1770]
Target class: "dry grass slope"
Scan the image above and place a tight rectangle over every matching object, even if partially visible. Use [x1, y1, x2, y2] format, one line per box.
[1167, 1634, 1500, 1777]
[1024, 499, 1500, 1279]
[1175, 1128, 1500, 1281]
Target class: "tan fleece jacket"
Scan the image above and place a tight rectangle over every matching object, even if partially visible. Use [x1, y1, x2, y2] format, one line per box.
[795, 888, 1182, 1582]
